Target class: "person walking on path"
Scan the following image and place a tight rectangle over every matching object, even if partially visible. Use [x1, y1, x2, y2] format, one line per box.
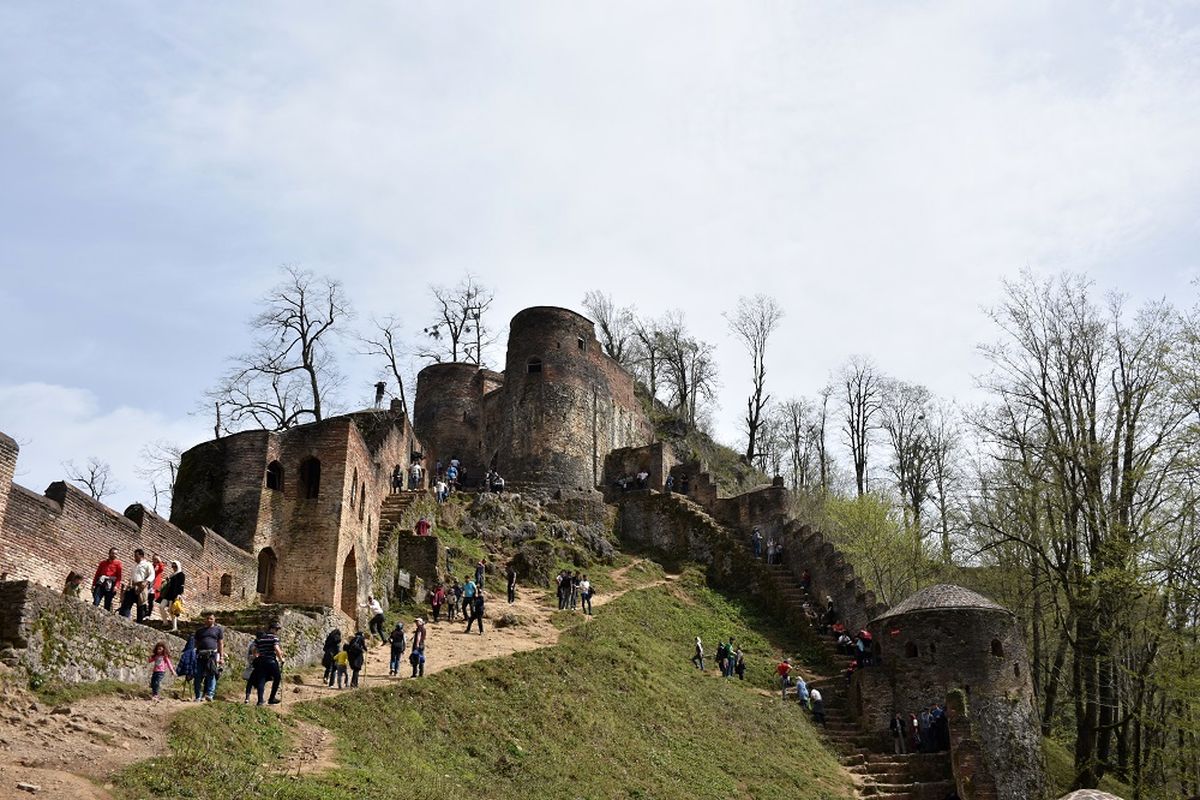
[388, 622, 406, 676]
[120, 548, 155, 622]
[175, 635, 196, 695]
[506, 564, 517, 604]
[344, 632, 367, 688]
[465, 589, 486, 635]
[691, 636, 705, 670]
[367, 596, 387, 642]
[333, 649, 350, 688]
[795, 674, 810, 707]
[734, 648, 746, 680]
[776, 658, 792, 699]
[415, 516, 432, 537]
[92, 547, 122, 610]
[251, 621, 284, 706]
[579, 575, 593, 615]
[148, 641, 173, 701]
[410, 619, 427, 677]
[322, 630, 342, 687]
[447, 579, 461, 622]
[430, 584, 445, 623]
[158, 561, 185, 630]
[810, 688, 826, 725]
[475, 559, 486, 590]
[462, 576, 477, 617]
[752, 528, 762, 559]
[193, 612, 225, 702]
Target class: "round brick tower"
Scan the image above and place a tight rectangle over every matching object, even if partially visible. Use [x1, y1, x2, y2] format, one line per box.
[866, 584, 1045, 800]
[488, 306, 646, 489]
[413, 361, 483, 480]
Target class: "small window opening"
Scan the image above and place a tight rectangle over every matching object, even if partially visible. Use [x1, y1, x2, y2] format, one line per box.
[300, 457, 321, 499]
[904, 642, 918, 658]
[359, 485, 366, 522]
[991, 639, 1004, 658]
[929, 642, 937, 655]
[265, 461, 283, 491]
[527, 358, 542, 374]
[350, 469, 358, 508]
[1014, 662, 1021, 679]
[577, 336, 585, 351]
[219, 574, 233, 596]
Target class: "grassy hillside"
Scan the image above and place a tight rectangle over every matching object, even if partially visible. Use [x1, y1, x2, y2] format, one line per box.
[1043, 738, 1132, 798]
[118, 574, 852, 800]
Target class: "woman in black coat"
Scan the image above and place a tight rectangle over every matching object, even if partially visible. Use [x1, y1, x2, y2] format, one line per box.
[344, 632, 367, 688]
[322, 630, 343, 686]
[157, 561, 186, 631]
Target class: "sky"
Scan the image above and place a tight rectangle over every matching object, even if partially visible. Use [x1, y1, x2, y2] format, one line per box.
[1, 1, 1199, 512]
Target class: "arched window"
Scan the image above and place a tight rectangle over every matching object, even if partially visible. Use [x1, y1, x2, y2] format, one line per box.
[577, 336, 585, 351]
[265, 461, 283, 491]
[991, 639, 1004, 657]
[350, 468, 358, 508]
[219, 574, 233, 596]
[359, 485, 366, 522]
[527, 357, 542, 374]
[1014, 663, 1021, 679]
[256, 548, 277, 597]
[904, 642, 918, 659]
[300, 457, 321, 499]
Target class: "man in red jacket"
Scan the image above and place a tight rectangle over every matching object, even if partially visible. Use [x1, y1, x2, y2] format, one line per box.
[92, 547, 122, 610]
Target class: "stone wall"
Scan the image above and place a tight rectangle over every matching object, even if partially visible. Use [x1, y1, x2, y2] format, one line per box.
[413, 362, 485, 482]
[0, 441, 258, 612]
[394, 534, 443, 595]
[780, 522, 885, 632]
[947, 688, 1000, 800]
[602, 442, 673, 497]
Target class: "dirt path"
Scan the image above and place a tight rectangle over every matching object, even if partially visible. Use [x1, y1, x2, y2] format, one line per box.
[0, 562, 671, 798]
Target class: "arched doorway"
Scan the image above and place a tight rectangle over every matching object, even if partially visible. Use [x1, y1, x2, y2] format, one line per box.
[340, 549, 358, 617]
[256, 547, 277, 598]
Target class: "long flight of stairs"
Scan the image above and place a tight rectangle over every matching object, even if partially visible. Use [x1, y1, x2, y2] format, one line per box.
[379, 491, 421, 534]
[664, 493, 957, 800]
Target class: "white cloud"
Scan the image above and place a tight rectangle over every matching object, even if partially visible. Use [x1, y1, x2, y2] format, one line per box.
[0, 383, 209, 513]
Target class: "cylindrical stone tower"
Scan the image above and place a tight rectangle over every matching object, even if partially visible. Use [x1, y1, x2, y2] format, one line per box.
[413, 361, 483, 480]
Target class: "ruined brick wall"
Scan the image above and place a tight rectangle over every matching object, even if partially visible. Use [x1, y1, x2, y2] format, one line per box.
[413, 362, 485, 482]
[713, 485, 790, 533]
[394, 534, 443, 594]
[602, 442, 673, 497]
[487, 307, 652, 490]
[172, 430, 272, 551]
[0, 437, 257, 611]
[781, 522, 885, 633]
[860, 606, 1044, 800]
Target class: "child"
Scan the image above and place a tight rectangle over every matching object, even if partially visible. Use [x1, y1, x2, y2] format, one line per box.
[334, 649, 350, 688]
[148, 641, 173, 701]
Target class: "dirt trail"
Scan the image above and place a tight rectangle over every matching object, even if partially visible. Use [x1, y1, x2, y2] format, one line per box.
[0, 562, 670, 798]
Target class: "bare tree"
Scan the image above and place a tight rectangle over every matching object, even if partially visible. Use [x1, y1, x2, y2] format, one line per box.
[357, 315, 412, 417]
[815, 383, 834, 492]
[135, 440, 182, 514]
[418, 274, 495, 365]
[880, 379, 935, 535]
[629, 316, 665, 401]
[582, 291, 635, 365]
[64, 457, 119, 502]
[924, 401, 963, 563]
[780, 398, 816, 490]
[208, 266, 351, 433]
[840, 356, 884, 496]
[726, 295, 784, 463]
[659, 311, 719, 426]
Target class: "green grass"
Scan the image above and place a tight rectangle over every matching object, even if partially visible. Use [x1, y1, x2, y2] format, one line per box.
[1043, 737, 1132, 798]
[32, 678, 142, 706]
[113, 572, 851, 800]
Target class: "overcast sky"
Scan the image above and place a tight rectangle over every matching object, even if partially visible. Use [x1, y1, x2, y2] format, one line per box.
[2, 1, 1198, 511]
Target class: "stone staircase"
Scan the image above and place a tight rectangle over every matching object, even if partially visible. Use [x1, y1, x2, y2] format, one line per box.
[648, 492, 956, 800]
[379, 492, 422, 534]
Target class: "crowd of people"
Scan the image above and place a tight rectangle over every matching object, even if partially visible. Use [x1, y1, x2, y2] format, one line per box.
[555, 569, 594, 614]
[73, 546, 187, 630]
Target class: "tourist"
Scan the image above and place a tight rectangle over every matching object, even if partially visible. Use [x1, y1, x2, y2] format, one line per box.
[409, 460, 423, 491]
[463, 574, 477, 616]
[119, 548, 154, 622]
[415, 516, 432, 537]
[391, 465, 403, 494]
[475, 559, 486, 589]
[333, 648, 350, 688]
[410, 618, 426, 677]
[148, 641, 172, 702]
[176, 634, 197, 694]
[62, 571, 84, 599]
[795, 674, 809, 707]
[569, 570, 580, 610]
[435, 478, 448, 504]
[752, 527, 762, 559]
[366, 595, 387, 642]
[465, 588, 485, 635]
[776, 658, 792, 699]
[556, 570, 567, 610]
[774, 540, 785, 564]
[344, 631, 367, 688]
[91, 547, 122, 610]
[435, 460, 443, 480]
[665, 475, 674, 493]
[322, 629, 342, 686]
[890, 712, 908, 754]
[765, 538, 776, 565]
[733, 648, 746, 680]
[388, 622, 406, 676]
[158, 561, 185, 630]
[800, 570, 812, 592]
[193, 612, 224, 702]
[251, 621, 284, 706]
[691, 636, 704, 670]
[446, 463, 459, 488]
[242, 634, 259, 703]
[919, 706, 934, 752]
[725, 637, 737, 677]
[447, 578, 461, 622]
[810, 687, 826, 725]
[837, 631, 853, 655]
[506, 563, 517, 604]
[908, 713, 921, 752]
[715, 640, 727, 676]
[431, 583, 446, 623]
[680, 474, 690, 494]
[148, 554, 165, 616]
[636, 470, 649, 489]
[580, 574, 593, 615]
[931, 704, 949, 751]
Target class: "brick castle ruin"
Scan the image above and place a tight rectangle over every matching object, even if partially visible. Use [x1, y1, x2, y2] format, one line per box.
[0, 304, 1050, 799]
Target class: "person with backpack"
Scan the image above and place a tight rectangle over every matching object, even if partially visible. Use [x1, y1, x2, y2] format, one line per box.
[430, 584, 445, 623]
[322, 629, 342, 687]
[175, 634, 198, 694]
[715, 641, 728, 676]
[344, 631, 366, 688]
[388, 622, 406, 676]
[250, 621, 284, 706]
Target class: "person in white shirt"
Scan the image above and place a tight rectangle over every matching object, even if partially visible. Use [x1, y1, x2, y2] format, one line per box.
[579, 575, 594, 615]
[409, 462, 424, 491]
[366, 595, 387, 644]
[120, 548, 155, 622]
